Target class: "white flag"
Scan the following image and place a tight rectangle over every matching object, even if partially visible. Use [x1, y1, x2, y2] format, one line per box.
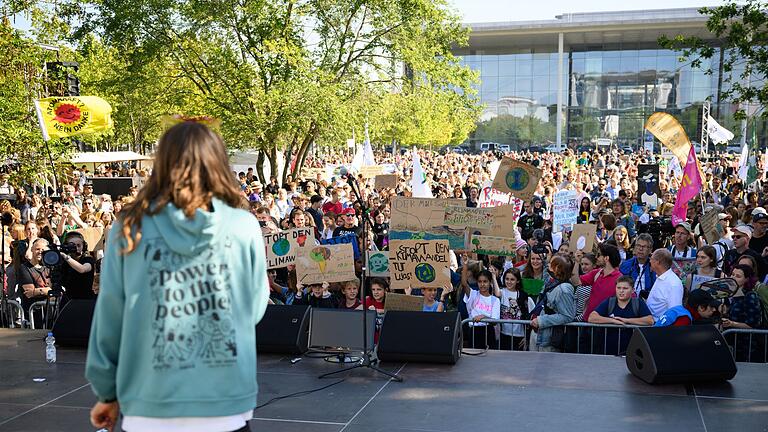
[707, 115, 735, 144]
[351, 144, 364, 171]
[362, 123, 376, 166]
[411, 148, 433, 198]
[738, 142, 749, 181]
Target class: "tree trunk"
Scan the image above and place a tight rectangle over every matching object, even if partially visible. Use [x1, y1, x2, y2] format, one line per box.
[256, 150, 266, 183]
[295, 124, 319, 177]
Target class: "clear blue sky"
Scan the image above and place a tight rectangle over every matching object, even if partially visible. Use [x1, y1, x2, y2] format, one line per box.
[447, 0, 729, 23]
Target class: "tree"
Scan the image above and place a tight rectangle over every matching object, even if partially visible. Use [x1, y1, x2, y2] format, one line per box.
[659, 0, 768, 120]
[47, 0, 479, 181]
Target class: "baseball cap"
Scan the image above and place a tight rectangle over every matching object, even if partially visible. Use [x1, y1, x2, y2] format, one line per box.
[343, 208, 357, 215]
[752, 207, 768, 222]
[718, 213, 731, 221]
[688, 289, 719, 309]
[675, 222, 692, 233]
[733, 224, 753, 238]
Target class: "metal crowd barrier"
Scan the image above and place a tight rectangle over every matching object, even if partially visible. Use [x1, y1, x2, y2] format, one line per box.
[722, 328, 768, 363]
[461, 318, 644, 355]
[1, 300, 23, 328]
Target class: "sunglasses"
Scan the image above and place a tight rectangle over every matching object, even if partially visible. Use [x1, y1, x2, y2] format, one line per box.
[732, 235, 745, 240]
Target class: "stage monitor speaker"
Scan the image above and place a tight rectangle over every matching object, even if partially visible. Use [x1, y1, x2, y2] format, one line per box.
[377, 311, 462, 364]
[52, 299, 96, 347]
[626, 326, 737, 384]
[256, 304, 310, 355]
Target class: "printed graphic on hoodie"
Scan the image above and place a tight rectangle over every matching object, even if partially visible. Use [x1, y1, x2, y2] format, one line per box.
[145, 237, 237, 370]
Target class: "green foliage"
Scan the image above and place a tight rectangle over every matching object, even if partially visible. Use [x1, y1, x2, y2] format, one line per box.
[659, 0, 768, 120]
[474, 114, 555, 147]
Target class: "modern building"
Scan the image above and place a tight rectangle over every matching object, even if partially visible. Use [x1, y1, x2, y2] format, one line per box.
[454, 8, 755, 151]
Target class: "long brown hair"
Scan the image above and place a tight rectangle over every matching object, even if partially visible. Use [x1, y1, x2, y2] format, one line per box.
[119, 122, 245, 254]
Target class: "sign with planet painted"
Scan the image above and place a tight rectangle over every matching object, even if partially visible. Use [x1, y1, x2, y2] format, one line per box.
[263, 227, 314, 269]
[389, 197, 465, 250]
[569, 223, 597, 253]
[492, 157, 542, 202]
[388, 240, 450, 290]
[295, 243, 356, 285]
[465, 234, 517, 257]
[365, 250, 390, 277]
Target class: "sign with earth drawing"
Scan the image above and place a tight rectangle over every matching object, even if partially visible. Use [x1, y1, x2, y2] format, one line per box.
[388, 239, 450, 290]
[295, 243, 356, 285]
[492, 157, 542, 202]
[263, 227, 314, 269]
[365, 250, 390, 277]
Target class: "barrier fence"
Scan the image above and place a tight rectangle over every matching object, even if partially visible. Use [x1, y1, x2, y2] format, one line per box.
[463, 318, 768, 363]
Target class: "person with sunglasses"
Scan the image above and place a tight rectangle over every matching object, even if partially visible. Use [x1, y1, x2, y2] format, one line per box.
[723, 225, 768, 280]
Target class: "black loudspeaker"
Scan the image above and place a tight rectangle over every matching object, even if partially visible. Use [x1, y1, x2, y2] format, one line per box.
[256, 305, 310, 355]
[52, 299, 96, 347]
[626, 326, 737, 384]
[377, 311, 462, 364]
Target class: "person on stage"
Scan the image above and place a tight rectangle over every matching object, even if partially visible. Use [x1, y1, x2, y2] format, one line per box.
[86, 121, 270, 432]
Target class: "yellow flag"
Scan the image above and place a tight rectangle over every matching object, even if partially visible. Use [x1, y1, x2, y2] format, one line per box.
[644, 112, 691, 164]
[34, 96, 113, 140]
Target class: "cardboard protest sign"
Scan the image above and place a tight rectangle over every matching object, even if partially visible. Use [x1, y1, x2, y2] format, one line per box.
[389, 239, 450, 290]
[569, 223, 597, 252]
[691, 274, 715, 291]
[295, 243, 356, 285]
[474, 204, 520, 239]
[365, 250, 390, 277]
[672, 257, 697, 289]
[478, 181, 516, 208]
[444, 206, 495, 229]
[384, 292, 424, 311]
[321, 233, 361, 260]
[263, 227, 314, 269]
[389, 197, 465, 249]
[699, 209, 721, 245]
[75, 227, 104, 252]
[552, 190, 578, 231]
[466, 234, 517, 257]
[492, 157, 542, 202]
[358, 165, 385, 178]
[374, 174, 398, 190]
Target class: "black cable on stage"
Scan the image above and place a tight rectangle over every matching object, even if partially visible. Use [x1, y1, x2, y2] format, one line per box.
[254, 379, 346, 410]
[461, 347, 489, 356]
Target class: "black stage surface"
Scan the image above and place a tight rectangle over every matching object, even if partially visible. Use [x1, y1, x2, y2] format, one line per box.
[0, 329, 766, 432]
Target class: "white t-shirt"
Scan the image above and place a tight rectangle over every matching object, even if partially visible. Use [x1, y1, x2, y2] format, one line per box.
[123, 410, 252, 432]
[499, 289, 536, 337]
[647, 268, 684, 319]
[464, 290, 500, 327]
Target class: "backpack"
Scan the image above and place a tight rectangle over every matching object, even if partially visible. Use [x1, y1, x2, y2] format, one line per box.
[607, 296, 640, 317]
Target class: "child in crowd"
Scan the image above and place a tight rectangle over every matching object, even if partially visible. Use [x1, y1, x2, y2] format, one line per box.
[294, 282, 338, 308]
[497, 267, 534, 350]
[421, 286, 444, 312]
[340, 279, 362, 309]
[462, 265, 500, 349]
[365, 277, 388, 313]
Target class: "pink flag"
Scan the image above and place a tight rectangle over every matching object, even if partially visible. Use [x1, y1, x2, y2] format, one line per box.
[671, 146, 703, 226]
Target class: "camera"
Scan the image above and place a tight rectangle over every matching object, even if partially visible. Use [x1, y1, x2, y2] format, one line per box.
[42, 242, 78, 268]
[637, 216, 674, 248]
[533, 228, 546, 243]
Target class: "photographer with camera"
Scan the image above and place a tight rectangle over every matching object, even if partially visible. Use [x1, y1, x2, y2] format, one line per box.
[59, 231, 96, 300]
[668, 222, 697, 259]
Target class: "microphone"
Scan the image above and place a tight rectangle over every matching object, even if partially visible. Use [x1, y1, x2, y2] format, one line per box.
[339, 166, 349, 177]
[339, 166, 356, 187]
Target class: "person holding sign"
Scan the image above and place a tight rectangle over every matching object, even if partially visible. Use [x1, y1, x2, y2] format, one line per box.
[688, 246, 722, 291]
[460, 259, 499, 349]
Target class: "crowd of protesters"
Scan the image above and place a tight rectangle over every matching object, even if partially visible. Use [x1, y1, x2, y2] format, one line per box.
[2, 144, 768, 361]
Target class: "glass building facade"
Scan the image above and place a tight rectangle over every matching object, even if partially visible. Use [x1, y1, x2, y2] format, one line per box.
[456, 9, 760, 150]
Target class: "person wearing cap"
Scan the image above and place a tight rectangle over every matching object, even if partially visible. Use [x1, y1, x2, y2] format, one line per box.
[332, 208, 361, 238]
[723, 225, 768, 280]
[247, 181, 262, 203]
[685, 289, 720, 324]
[667, 222, 697, 259]
[749, 207, 768, 255]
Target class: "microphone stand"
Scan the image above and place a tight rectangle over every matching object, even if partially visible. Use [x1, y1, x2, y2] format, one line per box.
[319, 173, 402, 382]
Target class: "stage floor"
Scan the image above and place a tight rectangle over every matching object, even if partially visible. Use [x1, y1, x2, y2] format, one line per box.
[0, 329, 766, 432]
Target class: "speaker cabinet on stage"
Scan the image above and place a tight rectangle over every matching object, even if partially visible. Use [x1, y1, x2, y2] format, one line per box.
[256, 305, 310, 355]
[377, 311, 462, 364]
[52, 299, 96, 347]
[626, 326, 737, 384]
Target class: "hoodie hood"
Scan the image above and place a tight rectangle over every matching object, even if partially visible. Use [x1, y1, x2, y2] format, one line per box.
[148, 197, 227, 256]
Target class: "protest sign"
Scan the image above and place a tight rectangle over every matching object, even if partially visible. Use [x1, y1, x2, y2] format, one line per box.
[389, 240, 450, 290]
[478, 181, 517, 208]
[691, 274, 715, 291]
[389, 197, 465, 249]
[637, 164, 661, 210]
[384, 293, 424, 311]
[358, 165, 385, 178]
[474, 204, 521, 239]
[263, 227, 314, 269]
[321, 233, 361, 260]
[699, 209, 721, 245]
[295, 243, 356, 285]
[552, 190, 578, 231]
[672, 257, 697, 289]
[492, 157, 542, 201]
[569, 223, 597, 252]
[374, 174, 398, 190]
[466, 234, 517, 257]
[444, 206, 495, 229]
[522, 278, 544, 296]
[75, 227, 104, 252]
[365, 250, 390, 277]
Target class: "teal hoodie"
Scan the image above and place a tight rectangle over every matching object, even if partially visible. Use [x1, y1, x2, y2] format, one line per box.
[85, 198, 269, 417]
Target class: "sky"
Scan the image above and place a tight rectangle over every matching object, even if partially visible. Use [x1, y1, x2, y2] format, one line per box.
[447, 0, 728, 23]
